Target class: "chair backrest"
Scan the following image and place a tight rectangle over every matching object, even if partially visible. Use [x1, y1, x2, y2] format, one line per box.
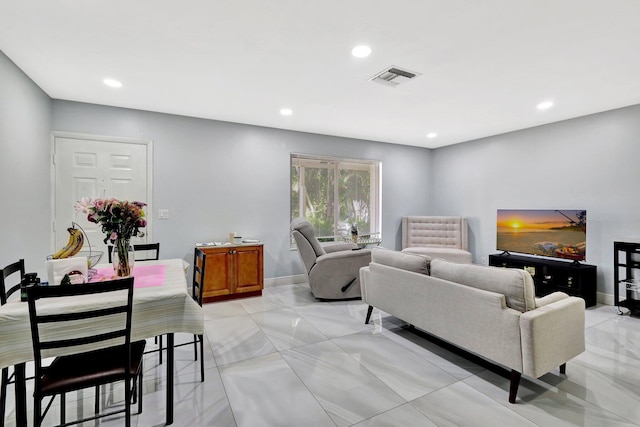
[1, 259, 25, 305]
[192, 248, 206, 306]
[402, 216, 469, 250]
[107, 243, 160, 263]
[133, 243, 160, 261]
[27, 277, 135, 376]
[290, 218, 326, 273]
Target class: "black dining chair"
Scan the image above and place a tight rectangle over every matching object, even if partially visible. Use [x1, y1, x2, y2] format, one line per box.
[0, 258, 24, 305]
[0, 259, 25, 426]
[107, 242, 165, 362]
[27, 277, 145, 427]
[107, 242, 160, 263]
[173, 248, 205, 382]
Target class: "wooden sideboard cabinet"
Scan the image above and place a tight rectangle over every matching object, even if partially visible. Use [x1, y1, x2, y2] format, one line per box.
[196, 243, 264, 303]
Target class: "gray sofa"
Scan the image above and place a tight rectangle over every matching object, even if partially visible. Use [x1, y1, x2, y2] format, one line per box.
[360, 248, 586, 403]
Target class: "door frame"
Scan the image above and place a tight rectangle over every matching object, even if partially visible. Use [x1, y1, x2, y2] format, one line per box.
[50, 131, 154, 252]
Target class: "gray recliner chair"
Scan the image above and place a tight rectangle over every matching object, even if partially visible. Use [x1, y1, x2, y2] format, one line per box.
[291, 218, 372, 299]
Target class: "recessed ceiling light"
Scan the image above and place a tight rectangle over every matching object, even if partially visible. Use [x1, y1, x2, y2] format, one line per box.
[103, 78, 122, 88]
[426, 132, 438, 139]
[536, 100, 554, 110]
[351, 45, 372, 58]
[280, 108, 293, 116]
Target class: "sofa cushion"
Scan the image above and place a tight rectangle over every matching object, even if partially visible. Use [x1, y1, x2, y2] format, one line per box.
[430, 259, 536, 312]
[371, 247, 430, 275]
[402, 247, 472, 264]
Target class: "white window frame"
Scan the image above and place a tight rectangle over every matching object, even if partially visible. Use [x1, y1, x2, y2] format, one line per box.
[291, 153, 382, 241]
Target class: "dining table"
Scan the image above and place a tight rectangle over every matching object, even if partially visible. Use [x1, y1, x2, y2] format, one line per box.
[0, 258, 204, 426]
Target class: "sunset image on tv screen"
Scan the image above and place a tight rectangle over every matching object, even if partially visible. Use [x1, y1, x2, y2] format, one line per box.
[497, 209, 586, 261]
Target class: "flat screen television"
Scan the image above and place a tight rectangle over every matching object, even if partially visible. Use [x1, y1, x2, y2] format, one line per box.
[496, 209, 587, 262]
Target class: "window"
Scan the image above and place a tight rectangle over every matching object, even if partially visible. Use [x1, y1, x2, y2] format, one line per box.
[291, 153, 381, 241]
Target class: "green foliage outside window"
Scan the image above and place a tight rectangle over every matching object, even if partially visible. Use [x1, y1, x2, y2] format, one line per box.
[291, 154, 380, 240]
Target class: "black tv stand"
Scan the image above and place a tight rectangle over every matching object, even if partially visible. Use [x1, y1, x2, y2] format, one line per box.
[489, 253, 597, 307]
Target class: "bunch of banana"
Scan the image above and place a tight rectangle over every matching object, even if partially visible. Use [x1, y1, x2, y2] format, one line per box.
[52, 227, 85, 259]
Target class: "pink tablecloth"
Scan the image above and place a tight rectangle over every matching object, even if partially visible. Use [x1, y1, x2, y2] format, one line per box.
[90, 264, 166, 288]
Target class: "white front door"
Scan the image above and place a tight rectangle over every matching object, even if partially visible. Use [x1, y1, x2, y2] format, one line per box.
[52, 133, 153, 258]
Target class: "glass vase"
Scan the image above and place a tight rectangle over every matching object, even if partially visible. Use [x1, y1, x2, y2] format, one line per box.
[112, 238, 135, 277]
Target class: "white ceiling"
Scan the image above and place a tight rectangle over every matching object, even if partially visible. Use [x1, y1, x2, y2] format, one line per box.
[1, 1, 640, 149]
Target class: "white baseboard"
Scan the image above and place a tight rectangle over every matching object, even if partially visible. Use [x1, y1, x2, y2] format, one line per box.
[264, 274, 307, 288]
[598, 292, 614, 306]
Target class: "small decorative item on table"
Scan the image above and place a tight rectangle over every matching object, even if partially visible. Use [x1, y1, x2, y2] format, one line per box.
[20, 272, 40, 301]
[45, 251, 102, 285]
[46, 221, 103, 281]
[61, 270, 85, 286]
[351, 223, 358, 244]
[75, 197, 147, 277]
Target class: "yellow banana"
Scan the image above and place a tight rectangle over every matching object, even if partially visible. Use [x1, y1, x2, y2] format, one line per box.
[52, 227, 85, 259]
[65, 228, 84, 257]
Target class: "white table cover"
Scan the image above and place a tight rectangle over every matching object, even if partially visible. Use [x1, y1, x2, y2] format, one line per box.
[0, 258, 204, 369]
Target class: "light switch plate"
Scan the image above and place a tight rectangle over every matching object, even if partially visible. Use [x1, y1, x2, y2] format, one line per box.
[158, 209, 170, 220]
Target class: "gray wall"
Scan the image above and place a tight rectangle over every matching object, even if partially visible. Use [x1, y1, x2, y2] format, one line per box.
[431, 105, 640, 299]
[0, 42, 431, 280]
[5, 43, 639, 300]
[50, 101, 431, 279]
[0, 51, 52, 272]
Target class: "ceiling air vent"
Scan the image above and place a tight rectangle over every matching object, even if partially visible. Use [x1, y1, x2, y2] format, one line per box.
[369, 66, 421, 87]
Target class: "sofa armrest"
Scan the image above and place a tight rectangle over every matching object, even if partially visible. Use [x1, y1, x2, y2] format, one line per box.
[534, 291, 568, 308]
[371, 247, 430, 274]
[323, 242, 359, 253]
[316, 248, 372, 265]
[520, 296, 585, 378]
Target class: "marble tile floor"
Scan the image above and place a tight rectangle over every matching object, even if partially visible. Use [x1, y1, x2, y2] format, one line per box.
[4, 280, 640, 426]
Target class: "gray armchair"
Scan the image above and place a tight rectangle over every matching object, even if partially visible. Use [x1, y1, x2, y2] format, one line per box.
[401, 216, 473, 263]
[290, 218, 372, 299]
